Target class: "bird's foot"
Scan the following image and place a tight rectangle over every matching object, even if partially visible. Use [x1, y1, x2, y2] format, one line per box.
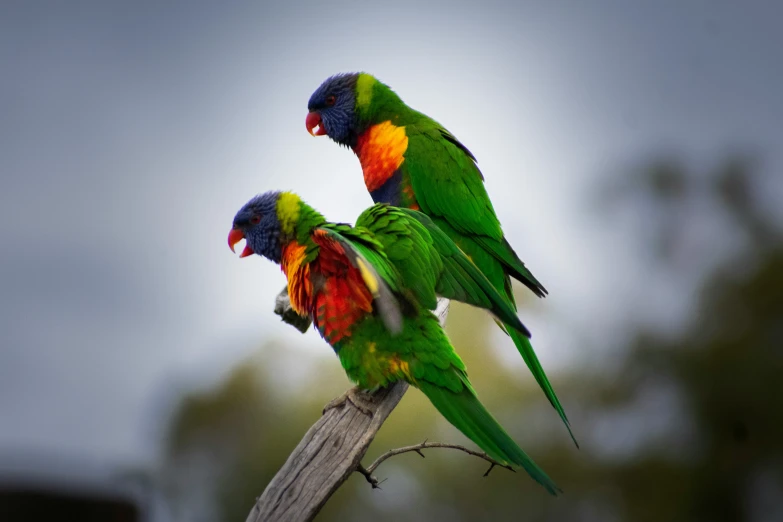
[323, 386, 375, 417]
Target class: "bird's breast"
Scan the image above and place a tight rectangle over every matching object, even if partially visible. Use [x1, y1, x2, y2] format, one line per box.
[281, 241, 312, 315]
[354, 121, 409, 193]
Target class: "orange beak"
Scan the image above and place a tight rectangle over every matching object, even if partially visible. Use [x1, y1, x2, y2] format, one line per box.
[228, 228, 254, 258]
[306, 111, 327, 136]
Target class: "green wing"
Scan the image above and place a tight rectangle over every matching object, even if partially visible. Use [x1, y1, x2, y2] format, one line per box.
[403, 122, 547, 297]
[356, 204, 530, 336]
[354, 204, 440, 309]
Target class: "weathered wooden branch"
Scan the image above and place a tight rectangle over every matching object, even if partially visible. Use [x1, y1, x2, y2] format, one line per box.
[355, 440, 515, 489]
[245, 289, 449, 522]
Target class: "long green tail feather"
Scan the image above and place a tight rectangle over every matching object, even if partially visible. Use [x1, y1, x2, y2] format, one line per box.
[508, 328, 578, 448]
[417, 380, 561, 496]
[433, 216, 577, 447]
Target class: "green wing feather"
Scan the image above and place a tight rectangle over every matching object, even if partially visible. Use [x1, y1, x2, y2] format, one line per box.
[473, 235, 547, 298]
[396, 207, 531, 336]
[404, 122, 547, 297]
[354, 205, 440, 310]
[356, 204, 530, 336]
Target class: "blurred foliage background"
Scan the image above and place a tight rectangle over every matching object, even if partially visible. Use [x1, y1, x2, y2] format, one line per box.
[162, 158, 783, 521]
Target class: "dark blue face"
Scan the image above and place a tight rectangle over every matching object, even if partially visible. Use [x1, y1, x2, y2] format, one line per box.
[307, 73, 359, 145]
[232, 192, 283, 263]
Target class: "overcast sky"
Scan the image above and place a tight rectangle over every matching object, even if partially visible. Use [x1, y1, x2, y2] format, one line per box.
[1, 0, 781, 469]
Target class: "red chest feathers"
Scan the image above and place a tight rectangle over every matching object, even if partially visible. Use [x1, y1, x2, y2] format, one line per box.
[283, 233, 374, 345]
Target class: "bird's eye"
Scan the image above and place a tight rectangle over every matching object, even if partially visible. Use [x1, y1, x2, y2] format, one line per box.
[325, 95, 336, 106]
[250, 215, 261, 225]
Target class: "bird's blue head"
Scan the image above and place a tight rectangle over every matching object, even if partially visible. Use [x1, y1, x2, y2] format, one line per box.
[228, 191, 284, 263]
[306, 73, 360, 146]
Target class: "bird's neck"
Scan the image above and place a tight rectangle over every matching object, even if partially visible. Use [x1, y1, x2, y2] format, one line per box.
[277, 194, 325, 241]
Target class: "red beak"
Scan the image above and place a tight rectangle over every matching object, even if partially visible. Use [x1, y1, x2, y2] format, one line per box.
[306, 111, 327, 136]
[228, 228, 254, 258]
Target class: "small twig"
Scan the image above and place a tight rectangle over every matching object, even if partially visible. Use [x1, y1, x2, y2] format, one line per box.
[356, 464, 385, 489]
[355, 441, 515, 488]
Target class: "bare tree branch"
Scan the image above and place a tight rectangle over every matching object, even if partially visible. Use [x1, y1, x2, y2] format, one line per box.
[246, 293, 450, 522]
[355, 440, 515, 489]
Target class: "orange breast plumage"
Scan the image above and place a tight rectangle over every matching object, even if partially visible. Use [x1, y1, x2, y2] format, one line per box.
[355, 121, 409, 192]
[281, 242, 312, 315]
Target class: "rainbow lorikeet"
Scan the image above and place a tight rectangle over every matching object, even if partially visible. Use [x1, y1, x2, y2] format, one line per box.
[227, 191, 560, 494]
[305, 73, 576, 446]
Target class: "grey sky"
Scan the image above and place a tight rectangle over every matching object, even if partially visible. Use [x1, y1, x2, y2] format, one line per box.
[1, 0, 781, 467]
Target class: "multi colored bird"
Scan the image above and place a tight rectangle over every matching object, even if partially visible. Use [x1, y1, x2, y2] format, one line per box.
[227, 191, 560, 495]
[306, 73, 577, 446]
